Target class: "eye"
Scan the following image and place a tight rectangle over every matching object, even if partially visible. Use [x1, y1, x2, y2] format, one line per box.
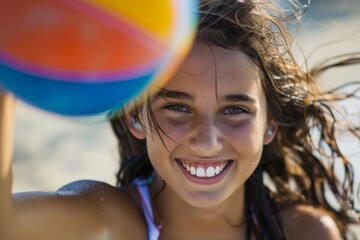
[164, 104, 190, 113]
[222, 106, 245, 115]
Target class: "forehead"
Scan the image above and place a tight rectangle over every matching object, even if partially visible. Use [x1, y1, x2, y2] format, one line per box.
[159, 43, 262, 95]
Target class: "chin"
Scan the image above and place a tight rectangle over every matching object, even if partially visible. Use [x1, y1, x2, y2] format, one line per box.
[181, 189, 234, 209]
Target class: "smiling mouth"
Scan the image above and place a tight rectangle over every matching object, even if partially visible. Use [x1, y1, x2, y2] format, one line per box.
[177, 159, 231, 178]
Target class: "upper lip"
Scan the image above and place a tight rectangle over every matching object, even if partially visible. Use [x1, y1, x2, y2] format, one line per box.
[175, 158, 231, 164]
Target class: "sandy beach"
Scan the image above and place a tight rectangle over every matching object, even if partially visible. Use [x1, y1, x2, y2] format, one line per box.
[10, 0, 360, 237]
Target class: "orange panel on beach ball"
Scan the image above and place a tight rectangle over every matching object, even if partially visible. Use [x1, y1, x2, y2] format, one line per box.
[0, 0, 165, 73]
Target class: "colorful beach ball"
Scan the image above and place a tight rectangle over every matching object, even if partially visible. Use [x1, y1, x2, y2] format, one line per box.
[0, 0, 197, 119]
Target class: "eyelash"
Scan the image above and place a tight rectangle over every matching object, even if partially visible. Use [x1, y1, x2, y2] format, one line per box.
[163, 104, 246, 116]
[163, 104, 190, 113]
[222, 106, 246, 115]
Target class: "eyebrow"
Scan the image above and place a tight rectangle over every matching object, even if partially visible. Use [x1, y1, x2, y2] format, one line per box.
[154, 88, 256, 104]
[221, 93, 257, 104]
[155, 88, 193, 101]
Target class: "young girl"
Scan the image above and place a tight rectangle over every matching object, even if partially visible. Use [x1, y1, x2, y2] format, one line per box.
[1, 0, 359, 239]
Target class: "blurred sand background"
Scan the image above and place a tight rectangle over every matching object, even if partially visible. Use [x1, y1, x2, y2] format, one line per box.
[11, 0, 360, 237]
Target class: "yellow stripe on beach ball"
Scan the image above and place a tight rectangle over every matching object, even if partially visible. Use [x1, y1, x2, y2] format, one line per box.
[89, 0, 173, 40]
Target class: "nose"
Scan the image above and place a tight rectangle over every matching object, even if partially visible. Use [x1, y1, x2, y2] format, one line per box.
[189, 116, 223, 156]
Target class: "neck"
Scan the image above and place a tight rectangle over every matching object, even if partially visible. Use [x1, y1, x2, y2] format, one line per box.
[150, 178, 247, 239]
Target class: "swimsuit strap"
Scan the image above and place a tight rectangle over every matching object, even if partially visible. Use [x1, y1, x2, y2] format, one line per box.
[132, 177, 161, 240]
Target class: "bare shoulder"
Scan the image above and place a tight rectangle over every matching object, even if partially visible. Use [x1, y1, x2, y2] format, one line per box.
[10, 180, 147, 240]
[278, 204, 342, 240]
[57, 180, 148, 239]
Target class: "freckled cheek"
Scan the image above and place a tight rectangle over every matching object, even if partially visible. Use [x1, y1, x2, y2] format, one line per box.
[222, 122, 264, 150]
[222, 121, 251, 137]
[223, 124, 264, 176]
[144, 122, 189, 166]
[154, 118, 190, 141]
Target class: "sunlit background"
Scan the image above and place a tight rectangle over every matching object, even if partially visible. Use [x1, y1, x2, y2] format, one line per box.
[12, 0, 360, 236]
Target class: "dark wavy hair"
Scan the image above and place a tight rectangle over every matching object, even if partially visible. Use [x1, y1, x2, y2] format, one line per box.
[110, 0, 360, 239]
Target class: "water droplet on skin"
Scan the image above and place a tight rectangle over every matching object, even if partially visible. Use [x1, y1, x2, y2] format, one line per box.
[251, 161, 257, 169]
[148, 147, 153, 154]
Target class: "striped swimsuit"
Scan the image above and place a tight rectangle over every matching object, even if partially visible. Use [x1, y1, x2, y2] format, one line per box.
[132, 177, 162, 240]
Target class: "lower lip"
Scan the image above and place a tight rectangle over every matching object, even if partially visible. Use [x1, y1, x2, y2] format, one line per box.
[176, 160, 233, 185]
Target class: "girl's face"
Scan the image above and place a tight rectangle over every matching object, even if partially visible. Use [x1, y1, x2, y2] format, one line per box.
[136, 43, 275, 208]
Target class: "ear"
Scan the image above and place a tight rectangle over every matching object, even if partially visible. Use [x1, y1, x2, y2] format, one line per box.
[263, 122, 278, 145]
[124, 109, 146, 140]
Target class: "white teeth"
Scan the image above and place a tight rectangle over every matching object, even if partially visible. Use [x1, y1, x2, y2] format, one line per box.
[206, 167, 215, 177]
[190, 167, 196, 175]
[182, 161, 229, 178]
[196, 167, 205, 177]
